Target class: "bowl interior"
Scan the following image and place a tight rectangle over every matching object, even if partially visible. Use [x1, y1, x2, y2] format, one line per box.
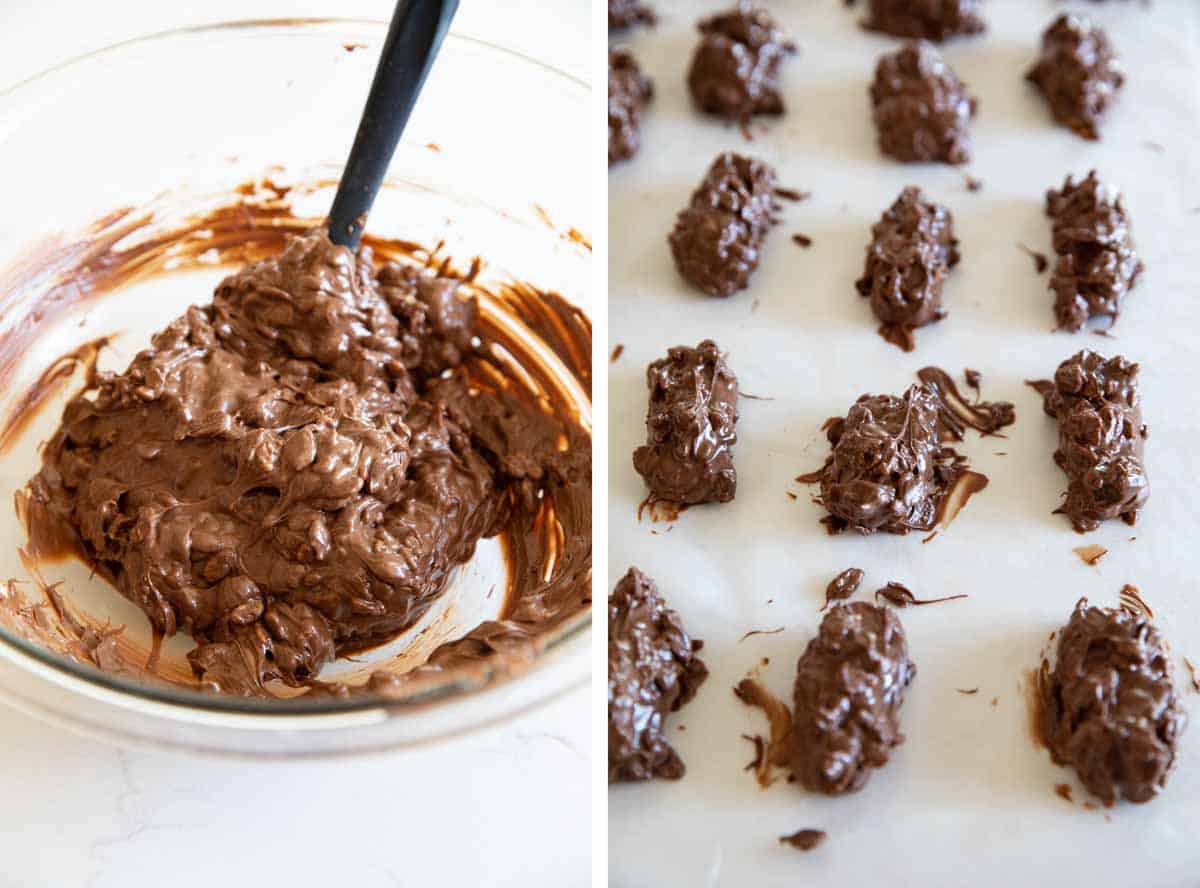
[0, 22, 591, 731]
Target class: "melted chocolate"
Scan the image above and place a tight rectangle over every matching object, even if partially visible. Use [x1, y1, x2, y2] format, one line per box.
[608, 567, 708, 782]
[609, 49, 653, 166]
[874, 582, 966, 607]
[916, 366, 1016, 438]
[1039, 598, 1185, 805]
[668, 152, 783, 298]
[862, 0, 985, 42]
[1045, 171, 1143, 332]
[791, 602, 915, 794]
[735, 675, 793, 788]
[1027, 14, 1124, 141]
[7, 183, 591, 699]
[1028, 350, 1148, 532]
[856, 187, 960, 351]
[870, 41, 976, 165]
[633, 340, 739, 505]
[687, 3, 796, 124]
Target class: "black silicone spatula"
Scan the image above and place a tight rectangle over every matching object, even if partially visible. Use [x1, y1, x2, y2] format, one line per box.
[328, 0, 459, 249]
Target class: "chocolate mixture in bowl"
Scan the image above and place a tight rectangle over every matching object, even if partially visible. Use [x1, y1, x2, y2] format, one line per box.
[7, 185, 592, 699]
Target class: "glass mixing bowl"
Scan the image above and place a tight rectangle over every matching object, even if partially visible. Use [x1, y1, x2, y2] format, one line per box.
[0, 20, 591, 756]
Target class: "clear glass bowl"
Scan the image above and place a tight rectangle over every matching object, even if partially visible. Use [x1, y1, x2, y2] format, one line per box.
[0, 20, 592, 756]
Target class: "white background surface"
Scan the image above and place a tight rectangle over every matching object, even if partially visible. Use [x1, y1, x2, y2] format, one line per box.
[609, 1, 1200, 886]
[0, 2, 591, 887]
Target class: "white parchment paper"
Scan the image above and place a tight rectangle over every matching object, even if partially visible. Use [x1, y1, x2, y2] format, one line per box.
[609, 1, 1200, 885]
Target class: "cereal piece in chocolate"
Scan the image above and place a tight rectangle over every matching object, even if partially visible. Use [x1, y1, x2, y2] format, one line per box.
[870, 41, 976, 165]
[609, 0, 655, 30]
[1039, 597, 1186, 805]
[609, 49, 653, 166]
[1027, 14, 1123, 141]
[668, 152, 782, 297]
[633, 340, 739, 505]
[1028, 350, 1148, 532]
[790, 601, 915, 794]
[856, 186, 960, 351]
[1045, 171, 1142, 332]
[862, 0, 986, 42]
[687, 2, 796, 124]
[608, 567, 708, 782]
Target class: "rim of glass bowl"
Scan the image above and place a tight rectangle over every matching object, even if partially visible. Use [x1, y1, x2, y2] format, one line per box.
[0, 19, 592, 717]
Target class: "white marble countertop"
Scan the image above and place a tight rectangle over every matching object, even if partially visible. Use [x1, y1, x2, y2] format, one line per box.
[0, 3, 590, 886]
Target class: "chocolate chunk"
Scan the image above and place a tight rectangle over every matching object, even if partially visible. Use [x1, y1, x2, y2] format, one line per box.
[1028, 350, 1148, 532]
[779, 829, 826, 851]
[915, 366, 1016, 438]
[27, 231, 515, 692]
[800, 386, 976, 534]
[608, 50, 653, 166]
[1039, 598, 1186, 805]
[824, 567, 864, 608]
[791, 602, 915, 794]
[856, 187, 960, 351]
[1027, 14, 1124, 141]
[1045, 171, 1142, 332]
[609, 567, 708, 782]
[609, 0, 655, 30]
[862, 0, 985, 42]
[633, 340, 739, 504]
[870, 41, 976, 165]
[687, 3, 796, 124]
[668, 152, 783, 297]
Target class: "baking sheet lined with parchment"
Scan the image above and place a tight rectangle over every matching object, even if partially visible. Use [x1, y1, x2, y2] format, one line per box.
[608, 1, 1200, 885]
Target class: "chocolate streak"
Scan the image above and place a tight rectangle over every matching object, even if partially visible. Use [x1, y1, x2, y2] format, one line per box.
[4, 182, 591, 700]
[609, 567, 708, 782]
[1028, 350, 1147, 533]
[791, 602, 915, 795]
[1045, 170, 1142, 332]
[1039, 597, 1185, 805]
[633, 340, 739, 505]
